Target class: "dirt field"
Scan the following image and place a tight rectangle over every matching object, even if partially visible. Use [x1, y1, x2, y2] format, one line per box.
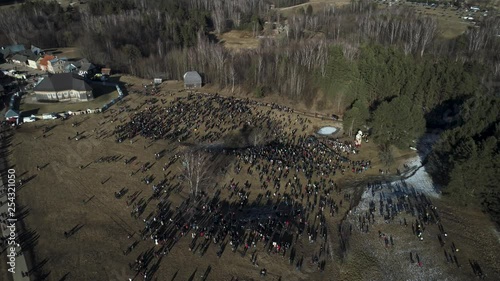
[4, 80, 499, 281]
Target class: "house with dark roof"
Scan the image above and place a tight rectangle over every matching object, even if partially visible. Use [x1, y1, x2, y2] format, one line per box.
[11, 54, 27, 65]
[0, 44, 26, 64]
[64, 58, 96, 78]
[33, 73, 94, 102]
[5, 109, 19, 121]
[5, 92, 20, 121]
[20, 50, 41, 69]
[1, 44, 25, 53]
[31, 45, 43, 56]
[183, 71, 202, 89]
[79, 62, 96, 77]
[0, 44, 25, 57]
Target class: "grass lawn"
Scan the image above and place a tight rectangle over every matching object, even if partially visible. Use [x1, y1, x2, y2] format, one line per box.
[20, 83, 119, 115]
[218, 30, 260, 51]
[278, 0, 351, 17]
[412, 6, 471, 39]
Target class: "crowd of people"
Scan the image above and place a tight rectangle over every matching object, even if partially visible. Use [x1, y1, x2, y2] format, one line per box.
[110, 92, 375, 279]
[346, 180, 487, 279]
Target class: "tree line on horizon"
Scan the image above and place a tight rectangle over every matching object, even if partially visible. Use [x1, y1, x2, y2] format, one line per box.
[0, 0, 499, 223]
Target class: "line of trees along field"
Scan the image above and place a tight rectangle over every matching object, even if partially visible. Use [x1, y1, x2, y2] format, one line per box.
[0, 0, 499, 223]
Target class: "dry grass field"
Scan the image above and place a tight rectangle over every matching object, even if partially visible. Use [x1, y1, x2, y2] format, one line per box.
[278, 0, 479, 40]
[408, 4, 472, 39]
[342, 190, 500, 281]
[218, 30, 261, 51]
[44, 47, 82, 60]
[278, 0, 351, 17]
[3, 80, 499, 281]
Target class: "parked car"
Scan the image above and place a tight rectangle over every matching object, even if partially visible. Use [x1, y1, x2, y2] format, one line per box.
[22, 116, 36, 123]
[42, 113, 58, 120]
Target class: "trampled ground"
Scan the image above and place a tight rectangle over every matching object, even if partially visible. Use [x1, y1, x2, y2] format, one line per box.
[3, 81, 500, 281]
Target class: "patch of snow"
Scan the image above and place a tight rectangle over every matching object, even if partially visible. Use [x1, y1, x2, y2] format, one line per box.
[316, 126, 338, 135]
[402, 155, 440, 198]
[353, 154, 440, 216]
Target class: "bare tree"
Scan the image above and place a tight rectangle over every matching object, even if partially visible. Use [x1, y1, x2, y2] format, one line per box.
[212, 1, 225, 34]
[249, 127, 268, 146]
[419, 18, 436, 57]
[180, 150, 211, 196]
[228, 57, 236, 93]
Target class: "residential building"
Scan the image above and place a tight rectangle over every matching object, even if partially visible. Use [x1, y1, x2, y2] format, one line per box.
[47, 58, 67, 73]
[38, 55, 56, 71]
[33, 73, 94, 102]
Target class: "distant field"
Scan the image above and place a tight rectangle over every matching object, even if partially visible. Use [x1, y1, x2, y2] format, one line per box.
[280, 0, 475, 39]
[44, 47, 82, 60]
[405, 3, 473, 39]
[0, 0, 81, 9]
[218, 30, 260, 51]
[0, 0, 26, 10]
[278, 0, 351, 17]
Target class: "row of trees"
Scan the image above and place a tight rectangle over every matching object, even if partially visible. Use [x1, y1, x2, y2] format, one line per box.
[330, 44, 482, 142]
[0, 1, 498, 217]
[0, 1, 498, 84]
[427, 95, 500, 224]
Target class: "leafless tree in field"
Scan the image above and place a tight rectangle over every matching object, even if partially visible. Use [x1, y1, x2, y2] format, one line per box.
[339, 40, 359, 61]
[180, 150, 211, 196]
[248, 126, 270, 147]
[419, 18, 437, 57]
[228, 54, 236, 93]
[466, 27, 489, 54]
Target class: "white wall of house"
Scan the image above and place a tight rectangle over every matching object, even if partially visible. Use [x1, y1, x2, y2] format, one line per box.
[35, 90, 93, 102]
[48, 62, 65, 73]
[27, 60, 38, 69]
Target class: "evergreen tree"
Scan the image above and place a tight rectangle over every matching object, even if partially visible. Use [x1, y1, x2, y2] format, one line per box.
[371, 96, 426, 148]
[343, 99, 369, 137]
[428, 95, 500, 217]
